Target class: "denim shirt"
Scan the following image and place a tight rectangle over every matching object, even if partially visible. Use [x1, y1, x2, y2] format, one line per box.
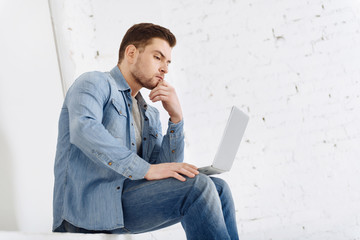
[53, 66, 185, 231]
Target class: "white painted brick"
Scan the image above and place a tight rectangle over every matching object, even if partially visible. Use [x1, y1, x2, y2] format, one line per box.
[47, 0, 360, 239]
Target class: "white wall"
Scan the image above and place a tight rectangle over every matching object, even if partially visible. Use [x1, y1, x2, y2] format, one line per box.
[0, 0, 63, 232]
[1, 0, 360, 239]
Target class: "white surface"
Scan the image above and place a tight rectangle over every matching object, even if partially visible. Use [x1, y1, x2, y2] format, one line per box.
[0, 0, 63, 232]
[0, 227, 185, 240]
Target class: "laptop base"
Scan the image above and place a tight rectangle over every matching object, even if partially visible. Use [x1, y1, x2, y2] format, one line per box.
[198, 166, 227, 175]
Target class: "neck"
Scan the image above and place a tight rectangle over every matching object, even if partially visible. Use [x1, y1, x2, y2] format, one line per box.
[117, 63, 141, 97]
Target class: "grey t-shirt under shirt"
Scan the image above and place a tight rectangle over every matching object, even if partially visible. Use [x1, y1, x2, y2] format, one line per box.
[131, 95, 142, 155]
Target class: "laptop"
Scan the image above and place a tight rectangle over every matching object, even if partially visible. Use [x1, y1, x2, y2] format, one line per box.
[198, 106, 249, 175]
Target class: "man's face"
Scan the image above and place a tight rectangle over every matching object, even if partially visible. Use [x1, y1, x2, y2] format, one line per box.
[130, 38, 172, 90]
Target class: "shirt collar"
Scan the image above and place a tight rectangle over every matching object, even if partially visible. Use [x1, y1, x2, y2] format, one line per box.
[110, 65, 148, 111]
[110, 65, 131, 92]
[135, 92, 148, 111]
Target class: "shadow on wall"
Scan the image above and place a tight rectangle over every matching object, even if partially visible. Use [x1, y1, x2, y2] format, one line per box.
[0, 126, 18, 230]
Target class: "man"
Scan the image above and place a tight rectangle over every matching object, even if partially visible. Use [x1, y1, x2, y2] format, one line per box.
[53, 23, 239, 239]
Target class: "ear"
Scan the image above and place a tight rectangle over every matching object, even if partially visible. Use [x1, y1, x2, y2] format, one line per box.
[124, 45, 137, 64]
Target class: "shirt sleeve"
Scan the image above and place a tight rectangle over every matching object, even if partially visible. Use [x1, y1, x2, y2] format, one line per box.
[66, 72, 150, 180]
[149, 117, 185, 164]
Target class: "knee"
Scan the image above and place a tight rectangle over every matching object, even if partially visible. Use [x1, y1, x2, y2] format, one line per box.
[189, 173, 217, 195]
[210, 177, 231, 196]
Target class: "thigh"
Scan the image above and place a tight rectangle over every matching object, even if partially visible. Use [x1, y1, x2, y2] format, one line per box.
[121, 177, 195, 233]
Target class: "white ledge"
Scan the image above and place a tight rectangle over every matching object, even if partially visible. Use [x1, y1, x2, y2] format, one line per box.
[0, 226, 185, 240]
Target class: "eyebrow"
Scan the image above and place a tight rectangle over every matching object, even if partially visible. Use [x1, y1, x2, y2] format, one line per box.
[154, 50, 171, 64]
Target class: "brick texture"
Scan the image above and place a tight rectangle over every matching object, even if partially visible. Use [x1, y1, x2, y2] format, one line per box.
[57, 0, 360, 238]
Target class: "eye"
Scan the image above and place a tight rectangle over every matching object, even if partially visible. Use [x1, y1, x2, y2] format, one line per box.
[154, 55, 161, 60]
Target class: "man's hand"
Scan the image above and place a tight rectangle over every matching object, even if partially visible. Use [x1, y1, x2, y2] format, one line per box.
[144, 163, 199, 182]
[149, 80, 183, 123]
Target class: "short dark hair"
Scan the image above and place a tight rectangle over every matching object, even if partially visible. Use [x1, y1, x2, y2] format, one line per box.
[118, 23, 176, 64]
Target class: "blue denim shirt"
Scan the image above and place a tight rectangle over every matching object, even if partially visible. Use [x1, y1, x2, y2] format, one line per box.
[53, 66, 185, 231]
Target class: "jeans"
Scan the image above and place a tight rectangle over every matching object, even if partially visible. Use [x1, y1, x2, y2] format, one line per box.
[58, 173, 239, 239]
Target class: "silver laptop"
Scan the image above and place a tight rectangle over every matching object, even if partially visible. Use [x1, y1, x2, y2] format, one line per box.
[198, 106, 249, 175]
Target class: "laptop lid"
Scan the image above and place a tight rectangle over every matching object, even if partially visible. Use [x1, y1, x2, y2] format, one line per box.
[211, 106, 249, 171]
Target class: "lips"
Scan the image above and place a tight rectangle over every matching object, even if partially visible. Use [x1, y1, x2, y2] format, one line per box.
[156, 75, 164, 81]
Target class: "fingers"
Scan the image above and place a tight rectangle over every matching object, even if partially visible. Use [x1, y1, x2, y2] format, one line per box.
[156, 80, 168, 87]
[185, 163, 199, 171]
[149, 80, 183, 123]
[151, 80, 167, 92]
[151, 95, 169, 103]
[173, 172, 186, 182]
[144, 163, 199, 182]
[182, 164, 199, 176]
[172, 163, 199, 180]
[150, 89, 169, 99]
[149, 89, 170, 103]
[149, 85, 172, 101]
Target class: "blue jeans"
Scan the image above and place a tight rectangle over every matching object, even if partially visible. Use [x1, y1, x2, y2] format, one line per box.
[57, 174, 239, 239]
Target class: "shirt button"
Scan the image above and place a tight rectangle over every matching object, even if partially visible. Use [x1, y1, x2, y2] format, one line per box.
[129, 175, 132, 178]
[143, 137, 147, 141]
[172, 150, 175, 153]
[128, 103, 130, 107]
[131, 142, 135, 146]
[155, 134, 158, 137]
[131, 123, 134, 126]
[170, 130, 174, 133]
[116, 186, 120, 190]
[108, 162, 112, 166]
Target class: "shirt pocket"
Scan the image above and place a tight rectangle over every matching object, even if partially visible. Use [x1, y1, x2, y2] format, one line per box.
[147, 128, 160, 158]
[103, 98, 128, 140]
[111, 98, 127, 118]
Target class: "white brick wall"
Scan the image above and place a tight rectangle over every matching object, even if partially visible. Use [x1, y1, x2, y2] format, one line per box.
[49, 0, 360, 239]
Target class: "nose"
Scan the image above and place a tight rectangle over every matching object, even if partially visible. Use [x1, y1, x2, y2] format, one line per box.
[160, 63, 168, 74]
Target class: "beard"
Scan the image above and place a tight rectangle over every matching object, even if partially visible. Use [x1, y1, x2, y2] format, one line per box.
[131, 61, 159, 90]
[132, 72, 157, 90]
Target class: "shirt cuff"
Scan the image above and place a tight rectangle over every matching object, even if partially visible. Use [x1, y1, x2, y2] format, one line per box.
[119, 154, 150, 180]
[167, 119, 184, 138]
